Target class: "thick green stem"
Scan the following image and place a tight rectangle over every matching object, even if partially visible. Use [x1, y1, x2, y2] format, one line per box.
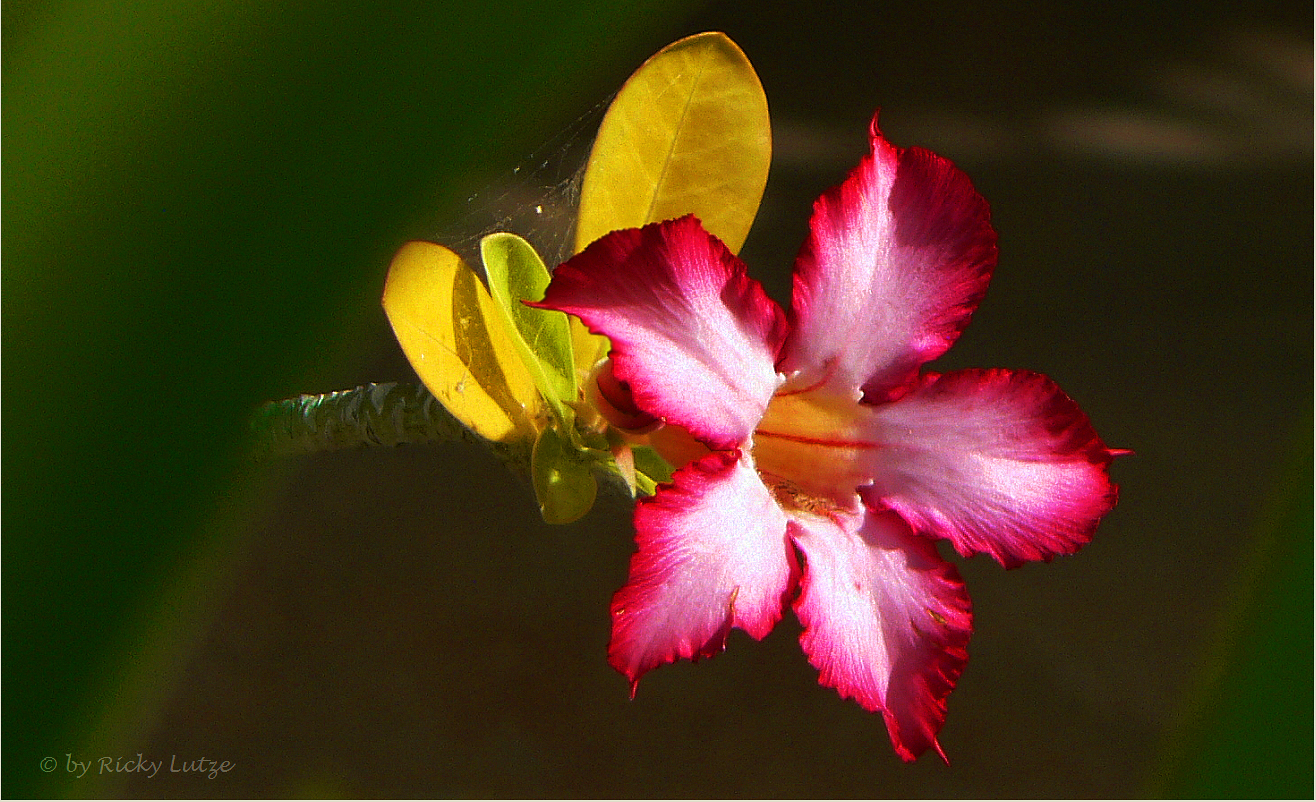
[248, 382, 529, 471]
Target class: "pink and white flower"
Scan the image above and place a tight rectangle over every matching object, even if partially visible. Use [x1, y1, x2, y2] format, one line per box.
[535, 113, 1121, 762]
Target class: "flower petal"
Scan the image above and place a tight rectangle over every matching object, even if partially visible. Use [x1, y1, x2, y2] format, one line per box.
[790, 507, 972, 763]
[537, 215, 787, 449]
[609, 451, 797, 690]
[863, 368, 1120, 568]
[779, 112, 997, 403]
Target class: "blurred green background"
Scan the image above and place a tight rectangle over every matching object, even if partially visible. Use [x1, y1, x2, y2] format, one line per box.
[5, 0, 1310, 797]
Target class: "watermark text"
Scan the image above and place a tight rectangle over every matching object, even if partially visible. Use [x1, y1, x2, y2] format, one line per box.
[42, 753, 234, 780]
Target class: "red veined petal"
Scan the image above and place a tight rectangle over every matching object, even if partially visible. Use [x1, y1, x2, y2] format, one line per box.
[790, 507, 972, 762]
[863, 368, 1121, 568]
[608, 451, 798, 690]
[536, 216, 787, 449]
[780, 112, 997, 403]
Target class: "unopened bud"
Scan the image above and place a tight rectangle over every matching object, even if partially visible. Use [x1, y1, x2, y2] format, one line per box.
[588, 359, 662, 434]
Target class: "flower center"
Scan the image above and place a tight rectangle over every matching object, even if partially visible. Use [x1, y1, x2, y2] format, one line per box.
[761, 473, 851, 518]
[752, 391, 881, 506]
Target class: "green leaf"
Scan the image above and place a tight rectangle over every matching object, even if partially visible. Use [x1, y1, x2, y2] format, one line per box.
[532, 424, 599, 524]
[632, 445, 674, 495]
[574, 31, 771, 256]
[633, 474, 656, 497]
[480, 232, 578, 421]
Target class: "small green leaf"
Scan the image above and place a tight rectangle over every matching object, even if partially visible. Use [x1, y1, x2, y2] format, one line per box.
[630, 469, 657, 497]
[480, 232, 578, 420]
[632, 445, 674, 493]
[532, 425, 598, 524]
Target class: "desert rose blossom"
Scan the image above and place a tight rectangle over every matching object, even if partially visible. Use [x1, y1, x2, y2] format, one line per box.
[534, 113, 1121, 762]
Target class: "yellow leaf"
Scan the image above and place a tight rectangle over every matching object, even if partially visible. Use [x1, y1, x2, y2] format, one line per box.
[573, 31, 771, 257]
[382, 241, 541, 444]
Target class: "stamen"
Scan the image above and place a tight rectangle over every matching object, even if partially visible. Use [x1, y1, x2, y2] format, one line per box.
[762, 474, 848, 517]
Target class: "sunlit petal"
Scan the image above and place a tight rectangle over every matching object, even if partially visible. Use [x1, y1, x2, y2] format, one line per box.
[537, 216, 787, 449]
[780, 113, 997, 403]
[863, 368, 1120, 567]
[791, 508, 972, 762]
[609, 451, 798, 689]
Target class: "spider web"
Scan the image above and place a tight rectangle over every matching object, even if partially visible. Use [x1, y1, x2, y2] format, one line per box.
[433, 95, 614, 274]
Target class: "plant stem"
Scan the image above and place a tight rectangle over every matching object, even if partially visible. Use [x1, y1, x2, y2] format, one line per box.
[248, 382, 528, 471]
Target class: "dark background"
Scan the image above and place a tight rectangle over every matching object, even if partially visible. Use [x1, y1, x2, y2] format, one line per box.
[6, 0, 1311, 797]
